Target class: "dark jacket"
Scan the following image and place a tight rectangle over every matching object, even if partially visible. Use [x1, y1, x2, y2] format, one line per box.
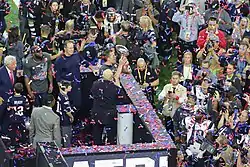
[177, 64, 199, 80]
[0, 66, 16, 101]
[0, 66, 16, 123]
[91, 79, 120, 125]
[229, 74, 242, 95]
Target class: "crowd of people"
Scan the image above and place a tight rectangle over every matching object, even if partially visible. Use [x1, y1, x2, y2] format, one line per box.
[0, 0, 250, 166]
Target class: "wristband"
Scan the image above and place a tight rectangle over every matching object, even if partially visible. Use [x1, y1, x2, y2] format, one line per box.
[175, 96, 179, 101]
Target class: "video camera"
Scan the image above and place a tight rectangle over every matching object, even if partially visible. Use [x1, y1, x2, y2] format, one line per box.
[221, 104, 227, 112]
[205, 41, 213, 51]
[184, 3, 196, 13]
[208, 80, 226, 97]
[205, 34, 220, 51]
[207, 85, 216, 95]
[196, 134, 216, 154]
[185, 5, 193, 11]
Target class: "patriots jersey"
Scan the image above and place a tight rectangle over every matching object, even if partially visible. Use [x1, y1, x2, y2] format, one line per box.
[56, 93, 74, 126]
[6, 95, 29, 123]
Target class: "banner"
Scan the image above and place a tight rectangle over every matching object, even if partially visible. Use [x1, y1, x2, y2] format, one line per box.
[65, 150, 173, 167]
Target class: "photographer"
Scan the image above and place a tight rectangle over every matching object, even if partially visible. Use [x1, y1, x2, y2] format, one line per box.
[54, 19, 87, 51]
[172, 2, 204, 62]
[197, 16, 227, 50]
[158, 71, 187, 138]
[197, 35, 225, 62]
[180, 0, 206, 15]
[158, 71, 187, 118]
[220, 82, 242, 109]
[204, 0, 232, 35]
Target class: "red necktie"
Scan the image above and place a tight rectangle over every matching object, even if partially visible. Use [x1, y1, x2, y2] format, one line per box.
[9, 71, 14, 85]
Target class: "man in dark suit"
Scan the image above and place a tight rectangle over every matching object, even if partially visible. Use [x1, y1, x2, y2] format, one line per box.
[29, 94, 61, 148]
[0, 55, 17, 130]
[91, 66, 124, 145]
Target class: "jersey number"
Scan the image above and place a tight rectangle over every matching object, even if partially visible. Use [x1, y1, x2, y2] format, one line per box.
[14, 106, 24, 116]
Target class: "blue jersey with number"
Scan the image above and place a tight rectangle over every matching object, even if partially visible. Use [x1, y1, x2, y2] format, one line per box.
[56, 93, 74, 126]
[6, 95, 29, 123]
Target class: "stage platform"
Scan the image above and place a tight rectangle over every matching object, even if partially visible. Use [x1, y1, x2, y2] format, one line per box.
[0, 74, 177, 167]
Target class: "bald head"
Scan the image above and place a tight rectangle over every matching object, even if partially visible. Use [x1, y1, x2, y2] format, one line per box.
[103, 69, 113, 81]
[137, 58, 146, 71]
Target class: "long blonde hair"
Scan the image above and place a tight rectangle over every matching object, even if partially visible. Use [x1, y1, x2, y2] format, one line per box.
[65, 19, 74, 32]
[139, 16, 154, 32]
